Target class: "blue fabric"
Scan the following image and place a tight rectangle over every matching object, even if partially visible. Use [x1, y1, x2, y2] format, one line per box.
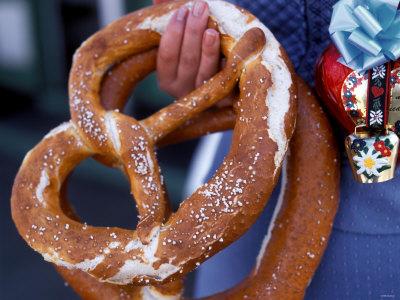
[191, 0, 400, 298]
[306, 229, 400, 299]
[234, 0, 334, 84]
[235, 0, 307, 70]
[334, 151, 400, 234]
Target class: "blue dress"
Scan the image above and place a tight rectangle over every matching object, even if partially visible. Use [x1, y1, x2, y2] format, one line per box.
[189, 1, 400, 298]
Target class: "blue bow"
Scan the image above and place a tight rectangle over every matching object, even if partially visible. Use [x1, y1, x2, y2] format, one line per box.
[329, 0, 400, 71]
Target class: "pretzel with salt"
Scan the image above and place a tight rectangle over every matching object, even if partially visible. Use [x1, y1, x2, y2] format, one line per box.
[55, 75, 340, 300]
[11, 1, 337, 297]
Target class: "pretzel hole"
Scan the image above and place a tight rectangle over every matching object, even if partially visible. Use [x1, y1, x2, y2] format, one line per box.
[60, 145, 197, 230]
[64, 157, 139, 229]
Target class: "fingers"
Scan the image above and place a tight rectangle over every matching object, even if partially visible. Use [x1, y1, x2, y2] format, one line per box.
[196, 29, 220, 87]
[157, 1, 221, 98]
[175, 1, 210, 94]
[157, 7, 188, 94]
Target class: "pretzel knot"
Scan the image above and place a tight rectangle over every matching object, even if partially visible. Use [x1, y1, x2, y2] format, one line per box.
[12, 0, 297, 287]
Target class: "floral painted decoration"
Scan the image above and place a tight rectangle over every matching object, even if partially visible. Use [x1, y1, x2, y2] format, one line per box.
[341, 72, 368, 125]
[369, 110, 383, 126]
[341, 61, 400, 132]
[351, 138, 366, 151]
[367, 64, 391, 130]
[390, 66, 400, 86]
[351, 136, 394, 179]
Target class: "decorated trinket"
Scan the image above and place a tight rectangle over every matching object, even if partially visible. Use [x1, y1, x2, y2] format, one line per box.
[345, 130, 399, 183]
[316, 0, 400, 183]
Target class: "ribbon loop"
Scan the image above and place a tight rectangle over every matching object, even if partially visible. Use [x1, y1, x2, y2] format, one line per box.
[348, 29, 382, 56]
[354, 5, 383, 38]
[330, 0, 400, 71]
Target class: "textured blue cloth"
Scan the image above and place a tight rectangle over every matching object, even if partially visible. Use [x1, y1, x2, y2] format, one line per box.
[235, 0, 334, 84]
[191, 0, 400, 298]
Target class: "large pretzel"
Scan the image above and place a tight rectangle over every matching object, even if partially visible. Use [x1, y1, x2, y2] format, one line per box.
[54, 76, 340, 300]
[11, 1, 339, 298]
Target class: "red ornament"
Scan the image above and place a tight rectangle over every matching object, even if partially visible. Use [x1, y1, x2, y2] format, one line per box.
[315, 44, 356, 133]
[315, 45, 400, 160]
[316, 45, 400, 133]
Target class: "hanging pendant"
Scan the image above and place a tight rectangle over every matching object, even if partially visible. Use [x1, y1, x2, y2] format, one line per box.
[345, 129, 399, 183]
[339, 61, 400, 183]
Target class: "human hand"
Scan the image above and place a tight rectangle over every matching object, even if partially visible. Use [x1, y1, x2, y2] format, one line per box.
[154, 0, 221, 98]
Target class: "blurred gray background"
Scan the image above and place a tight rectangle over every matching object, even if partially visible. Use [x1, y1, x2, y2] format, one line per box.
[0, 0, 198, 298]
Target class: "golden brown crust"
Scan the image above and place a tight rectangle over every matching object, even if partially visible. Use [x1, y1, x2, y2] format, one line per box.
[50, 74, 338, 300]
[10, 1, 310, 298]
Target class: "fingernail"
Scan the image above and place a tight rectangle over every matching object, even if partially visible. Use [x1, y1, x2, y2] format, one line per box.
[193, 1, 206, 17]
[204, 29, 218, 46]
[176, 7, 188, 22]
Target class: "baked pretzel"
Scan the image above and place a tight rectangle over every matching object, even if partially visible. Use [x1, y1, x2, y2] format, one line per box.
[54, 74, 339, 299]
[10, 0, 338, 298]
